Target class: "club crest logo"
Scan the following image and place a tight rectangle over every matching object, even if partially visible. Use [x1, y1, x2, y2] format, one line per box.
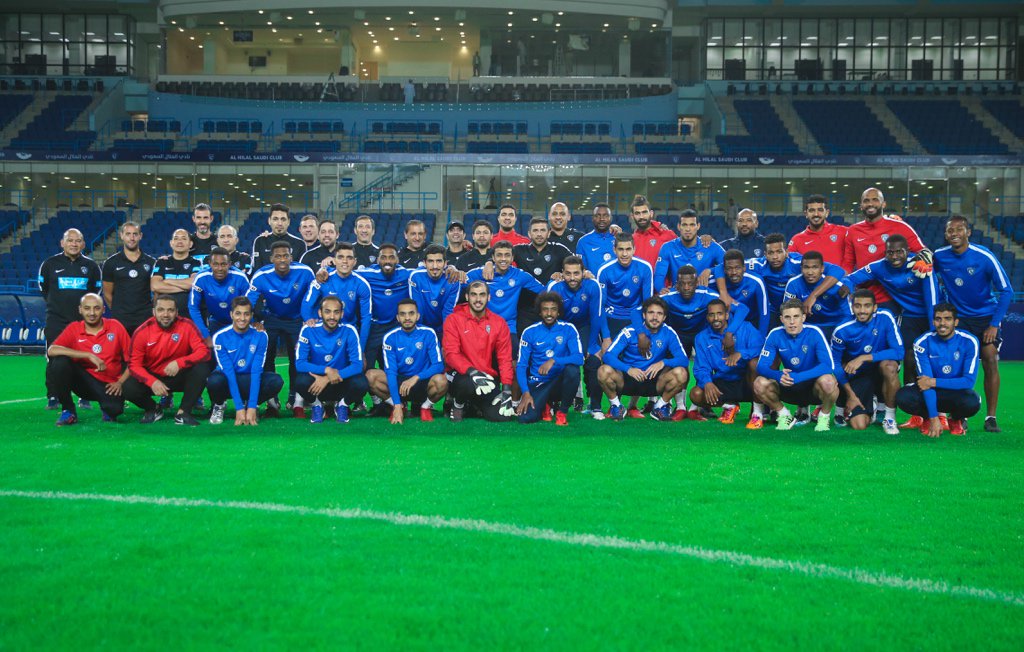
[485, 324, 491, 333]
[228, 286, 237, 294]
[144, 265, 151, 272]
[631, 276, 639, 284]
[830, 234, 837, 242]
[696, 252, 704, 261]
[107, 333, 115, 341]
[543, 255, 551, 262]
[415, 342, 423, 350]
[348, 291, 355, 300]
[649, 239, 656, 247]
[250, 344, 257, 353]
[801, 345, 808, 352]
[171, 333, 180, 342]
[881, 234, 889, 242]
[555, 336, 564, 344]
[954, 351, 960, 360]
[967, 267, 976, 275]
[81, 266, 87, 273]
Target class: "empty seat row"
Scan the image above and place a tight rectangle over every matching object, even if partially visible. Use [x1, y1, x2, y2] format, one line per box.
[283, 120, 345, 135]
[467, 121, 528, 137]
[201, 119, 264, 134]
[550, 122, 611, 137]
[370, 121, 441, 135]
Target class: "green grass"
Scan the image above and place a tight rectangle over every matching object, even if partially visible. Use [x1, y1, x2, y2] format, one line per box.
[1, 354, 1023, 650]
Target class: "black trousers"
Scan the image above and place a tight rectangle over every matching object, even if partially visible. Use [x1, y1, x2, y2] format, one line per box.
[450, 372, 510, 422]
[122, 360, 214, 413]
[45, 356, 152, 415]
[207, 371, 284, 407]
[583, 356, 603, 411]
[262, 315, 302, 392]
[895, 385, 981, 421]
[519, 365, 581, 423]
[293, 372, 369, 405]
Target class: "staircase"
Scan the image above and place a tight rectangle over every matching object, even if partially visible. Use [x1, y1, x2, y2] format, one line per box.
[716, 96, 750, 137]
[961, 97, 1022, 153]
[0, 94, 55, 148]
[974, 218, 1024, 260]
[0, 209, 56, 256]
[863, 97, 924, 154]
[768, 96, 822, 155]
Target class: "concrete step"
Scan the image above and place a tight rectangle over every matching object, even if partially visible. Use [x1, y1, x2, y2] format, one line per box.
[769, 96, 822, 155]
[960, 97, 1022, 154]
[863, 97, 925, 155]
[0, 93, 56, 148]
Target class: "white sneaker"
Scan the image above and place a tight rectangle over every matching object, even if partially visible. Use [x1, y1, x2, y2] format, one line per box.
[210, 403, 226, 425]
[592, 411, 606, 421]
[882, 418, 899, 436]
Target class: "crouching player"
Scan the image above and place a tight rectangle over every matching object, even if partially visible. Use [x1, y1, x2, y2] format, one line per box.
[367, 298, 448, 424]
[689, 299, 762, 425]
[896, 303, 981, 437]
[598, 296, 689, 421]
[516, 292, 585, 425]
[443, 281, 516, 422]
[206, 297, 284, 425]
[830, 290, 903, 434]
[294, 295, 370, 424]
[753, 299, 839, 431]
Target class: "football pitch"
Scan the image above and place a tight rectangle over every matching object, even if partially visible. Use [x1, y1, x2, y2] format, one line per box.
[1, 354, 1022, 650]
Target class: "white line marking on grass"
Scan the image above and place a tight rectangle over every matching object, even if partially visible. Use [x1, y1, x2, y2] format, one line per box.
[0, 397, 46, 405]
[2, 488, 1022, 608]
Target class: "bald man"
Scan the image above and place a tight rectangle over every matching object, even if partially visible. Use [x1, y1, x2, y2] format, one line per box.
[547, 202, 584, 252]
[151, 228, 201, 317]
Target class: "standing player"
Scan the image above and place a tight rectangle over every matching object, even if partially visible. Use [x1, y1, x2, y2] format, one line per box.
[713, 249, 769, 338]
[513, 217, 574, 284]
[355, 243, 415, 371]
[188, 247, 251, 343]
[189, 202, 217, 263]
[720, 208, 767, 260]
[546, 201, 584, 251]
[515, 293, 584, 425]
[123, 295, 213, 426]
[246, 241, 315, 416]
[830, 290, 903, 434]
[352, 215, 381, 270]
[576, 203, 617, 274]
[896, 303, 981, 437]
[597, 233, 654, 333]
[150, 229, 200, 317]
[216, 224, 252, 275]
[444, 221, 471, 267]
[654, 210, 725, 290]
[745, 233, 844, 326]
[753, 299, 839, 432]
[102, 221, 156, 335]
[933, 215, 1012, 432]
[491, 204, 530, 246]
[206, 297, 284, 426]
[45, 293, 145, 425]
[689, 299, 763, 425]
[452, 219, 493, 273]
[250, 204, 306, 274]
[443, 281, 516, 422]
[629, 195, 676, 271]
[398, 219, 429, 268]
[294, 296, 370, 424]
[299, 219, 341, 270]
[598, 296, 689, 421]
[408, 244, 460, 341]
[547, 256, 607, 416]
[301, 243, 372, 351]
[788, 194, 848, 266]
[783, 251, 851, 341]
[298, 214, 321, 251]
[466, 241, 546, 341]
[39, 228, 102, 352]
[366, 299, 448, 424]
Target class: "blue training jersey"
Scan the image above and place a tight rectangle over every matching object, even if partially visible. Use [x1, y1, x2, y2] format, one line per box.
[516, 320, 585, 389]
[747, 254, 845, 313]
[757, 325, 836, 384]
[596, 258, 654, 320]
[653, 239, 725, 288]
[658, 288, 750, 337]
[465, 266, 546, 334]
[300, 270, 373, 348]
[933, 244, 1013, 326]
[408, 269, 461, 331]
[354, 265, 415, 324]
[784, 275, 852, 328]
[830, 311, 904, 384]
[576, 230, 617, 274]
[211, 326, 269, 409]
[295, 322, 363, 380]
[381, 325, 444, 405]
[188, 268, 251, 337]
[247, 264, 315, 321]
[605, 323, 688, 372]
[912, 329, 980, 417]
[692, 321, 763, 386]
[711, 267, 770, 338]
[842, 257, 939, 320]
[546, 278, 607, 355]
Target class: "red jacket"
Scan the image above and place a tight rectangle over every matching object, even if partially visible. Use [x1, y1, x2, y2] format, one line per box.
[841, 216, 926, 303]
[491, 230, 530, 247]
[632, 221, 676, 268]
[52, 318, 130, 384]
[129, 316, 210, 388]
[788, 222, 848, 268]
[442, 304, 514, 385]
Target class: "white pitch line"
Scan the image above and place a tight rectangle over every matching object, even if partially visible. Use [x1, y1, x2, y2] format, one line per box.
[0, 397, 46, 405]
[1, 488, 1021, 608]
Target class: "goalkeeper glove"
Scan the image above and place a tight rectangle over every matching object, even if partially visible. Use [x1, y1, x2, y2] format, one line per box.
[910, 249, 933, 279]
[467, 367, 496, 395]
[493, 384, 514, 417]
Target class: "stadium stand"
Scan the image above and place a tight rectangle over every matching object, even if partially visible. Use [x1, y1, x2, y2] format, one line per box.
[9, 95, 97, 152]
[792, 100, 904, 155]
[715, 100, 799, 155]
[981, 100, 1024, 140]
[886, 100, 1009, 155]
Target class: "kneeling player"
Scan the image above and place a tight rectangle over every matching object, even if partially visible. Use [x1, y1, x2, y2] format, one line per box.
[367, 299, 448, 424]
[294, 296, 370, 424]
[598, 296, 689, 421]
[895, 303, 981, 437]
[207, 297, 284, 425]
[752, 299, 839, 431]
[516, 292, 584, 425]
[689, 299, 762, 425]
[830, 290, 903, 434]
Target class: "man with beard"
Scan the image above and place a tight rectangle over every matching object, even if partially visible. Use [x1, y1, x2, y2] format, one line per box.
[689, 299, 763, 426]
[398, 219, 429, 269]
[301, 243, 372, 351]
[654, 210, 725, 291]
[713, 249, 770, 339]
[408, 244, 460, 341]
[720, 208, 767, 260]
[576, 203, 617, 275]
[188, 247, 251, 344]
[250, 204, 306, 275]
[490, 204, 530, 246]
[102, 221, 156, 335]
[466, 241, 545, 343]
[788, 194, 847, 266]
[188, 203, 217, 263]
[546, 202, 584, 252]
[444, 221, 471, 267]
[783, 251, 852, 342]
[299, 220, 341, 270]
[452, 219, 493, 273]
[355, 243, 415, 370]
[742, 233, 844, 327]
[215, 224, 252, 274]
[352, 215, 381, 270]
[150, 229, 200, 317]
[123, 294, 213, 426]
[629, 195, 676, 270]
[515, 293, 584, 425]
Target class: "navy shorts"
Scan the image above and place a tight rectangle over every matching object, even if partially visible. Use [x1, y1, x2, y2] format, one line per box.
[958, 315, 1002, 351]
[779, 378, 819, 407]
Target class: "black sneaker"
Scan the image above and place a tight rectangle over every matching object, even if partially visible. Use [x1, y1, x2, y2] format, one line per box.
[139, 409, 163, 424]
[450, 402, 464, 422]
[984, 417, 1002, 433]
[174, 412, 200, 426]
[78, 398, 92, 409]
[265, 397, 281, 418]
[46, 397, 60, 410]
[572, 397, 585, 413]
